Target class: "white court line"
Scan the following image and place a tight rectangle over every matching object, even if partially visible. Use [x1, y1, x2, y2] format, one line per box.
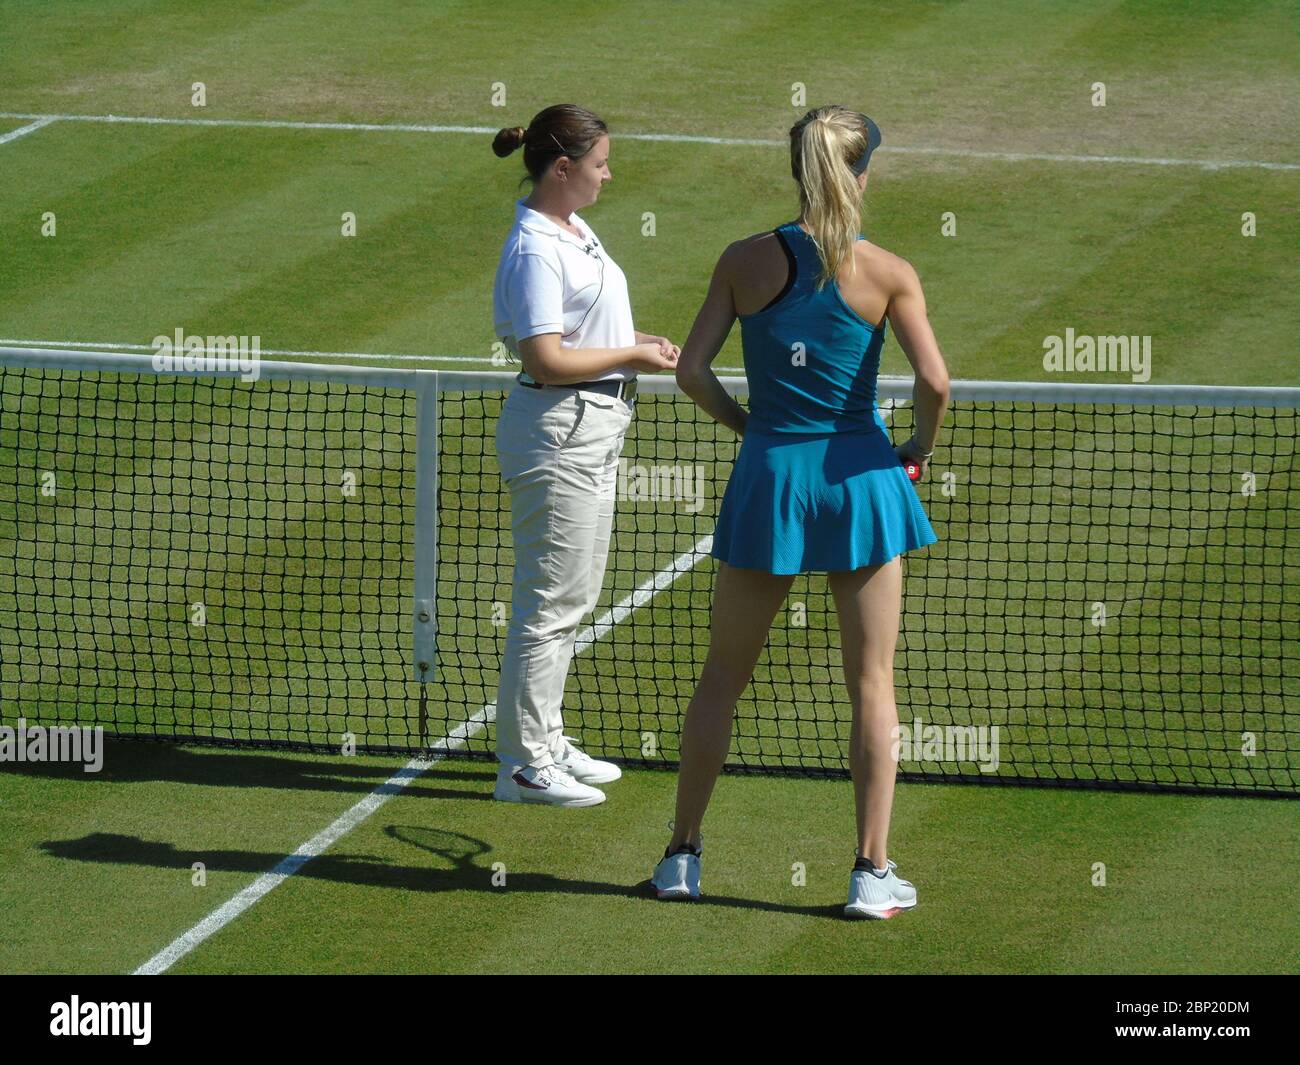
[0, 338, 748, 374]
[0, 110, 1295, 171]
[131, 714, 489, 976]
[0, 115, 56, 146]
[133, 537, 713, 975]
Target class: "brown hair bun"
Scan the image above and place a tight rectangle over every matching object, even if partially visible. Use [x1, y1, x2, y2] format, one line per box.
[492, 126, 528, 157]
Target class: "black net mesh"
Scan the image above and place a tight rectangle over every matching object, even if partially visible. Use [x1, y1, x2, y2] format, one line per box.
[1, 364, 1296, 795]
[0, 368, 418, 751]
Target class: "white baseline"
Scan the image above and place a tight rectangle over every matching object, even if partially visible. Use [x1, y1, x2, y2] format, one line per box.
[0, 111, 1295, 171]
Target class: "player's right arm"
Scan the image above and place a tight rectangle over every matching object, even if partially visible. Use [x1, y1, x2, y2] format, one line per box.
[884, 255, 950, 477]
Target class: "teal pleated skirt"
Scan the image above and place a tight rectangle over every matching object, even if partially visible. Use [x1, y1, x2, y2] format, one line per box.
[712, 417, 937, 575]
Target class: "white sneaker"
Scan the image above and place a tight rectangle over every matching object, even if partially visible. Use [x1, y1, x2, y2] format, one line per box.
[651, 845, 701, 900]
[553, 736, 622, 785]
[493, 763, 606, 807]
[844, 858, 917, 919]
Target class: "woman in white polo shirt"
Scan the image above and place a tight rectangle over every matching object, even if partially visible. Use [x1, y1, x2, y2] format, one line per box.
[491, 104, 680, 807]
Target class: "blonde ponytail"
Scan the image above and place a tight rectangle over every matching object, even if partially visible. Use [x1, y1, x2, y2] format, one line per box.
[789, 106, 872, 289]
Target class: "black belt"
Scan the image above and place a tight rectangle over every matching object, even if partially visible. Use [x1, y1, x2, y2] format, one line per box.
[517, 374, 637, 402]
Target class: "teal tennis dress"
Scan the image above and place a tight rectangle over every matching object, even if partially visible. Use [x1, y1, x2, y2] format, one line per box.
[711, 222, 937, 574]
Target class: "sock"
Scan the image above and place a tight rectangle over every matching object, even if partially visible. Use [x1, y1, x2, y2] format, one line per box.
[665, 842, 701, 859]
[854, 856, 889, 878]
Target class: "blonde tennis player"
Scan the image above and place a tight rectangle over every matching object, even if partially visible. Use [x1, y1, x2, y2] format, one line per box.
[491, 104, 680, 807]
[652, 106, 950, 916]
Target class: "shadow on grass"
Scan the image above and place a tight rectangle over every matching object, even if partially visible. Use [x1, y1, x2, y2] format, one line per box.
[0, 737, 496, 798]
[38, 824, 846, 920]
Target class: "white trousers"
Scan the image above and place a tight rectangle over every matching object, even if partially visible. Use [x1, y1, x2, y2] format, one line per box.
[493, 383, 633, 769]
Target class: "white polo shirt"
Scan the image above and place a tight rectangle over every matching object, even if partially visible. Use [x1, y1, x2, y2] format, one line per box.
[492, 198, 636, 383]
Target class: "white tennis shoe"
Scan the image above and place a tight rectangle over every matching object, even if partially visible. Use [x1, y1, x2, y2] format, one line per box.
[651, 845, 701, 900]
[493, 763, 606, 807]
[844, 858, 917, 919]
[553, 736, 622, 785]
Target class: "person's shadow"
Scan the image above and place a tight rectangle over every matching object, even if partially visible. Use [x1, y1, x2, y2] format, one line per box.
[0, 738, 497, 801]
[39, 826, 845, 918]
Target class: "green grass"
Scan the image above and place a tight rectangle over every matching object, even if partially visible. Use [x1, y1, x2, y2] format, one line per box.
[0, 2, 1296, 380]
[0, 743, 1296, 975]
[0, 0, 1296, 974]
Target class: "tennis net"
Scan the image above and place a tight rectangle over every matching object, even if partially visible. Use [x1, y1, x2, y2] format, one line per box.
[1, 347, 1296, 795]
